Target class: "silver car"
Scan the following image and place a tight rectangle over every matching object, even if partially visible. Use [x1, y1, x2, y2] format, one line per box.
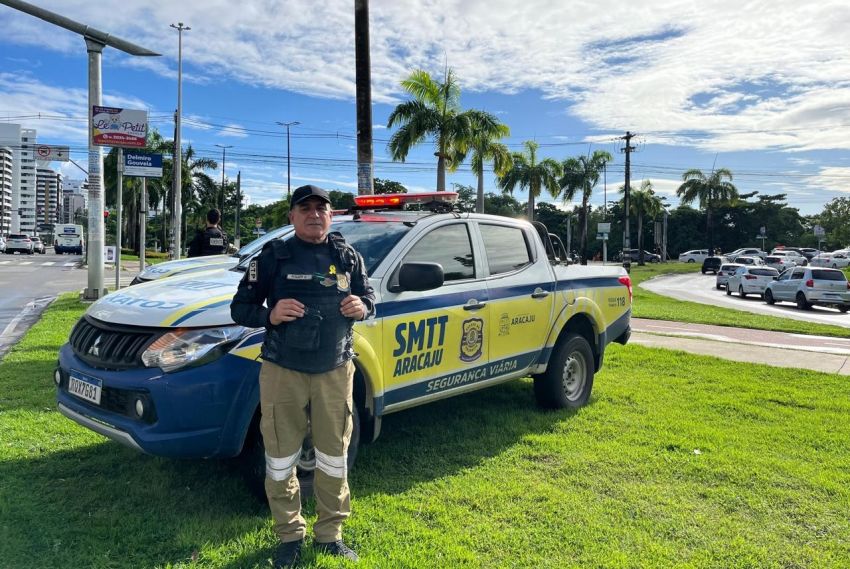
[5, 233, 34, 254]
[715, 263, 743, 290]
[764, 267, 850, 312]
[726, 266, 780, 298]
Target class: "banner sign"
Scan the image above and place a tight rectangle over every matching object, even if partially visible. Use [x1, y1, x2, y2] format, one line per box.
[92, 106, 148, 148]
[35, 144, 70, 161]
[124, 152, 163, 177]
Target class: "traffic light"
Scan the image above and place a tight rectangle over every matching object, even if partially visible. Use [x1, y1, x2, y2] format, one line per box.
[104, 210, 109, 219]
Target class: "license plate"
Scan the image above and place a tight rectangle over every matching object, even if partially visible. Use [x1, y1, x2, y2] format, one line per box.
[68, 371, 102, 405]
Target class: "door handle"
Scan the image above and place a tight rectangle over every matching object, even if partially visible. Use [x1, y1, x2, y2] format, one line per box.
[531, 288, 549, 299]
[463, 300, 487, 311]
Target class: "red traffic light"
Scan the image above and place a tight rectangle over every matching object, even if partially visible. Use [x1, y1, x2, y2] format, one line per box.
[104, 210, 109, 218]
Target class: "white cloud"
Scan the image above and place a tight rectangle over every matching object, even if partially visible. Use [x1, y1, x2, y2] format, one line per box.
[806, 167, 850, 194]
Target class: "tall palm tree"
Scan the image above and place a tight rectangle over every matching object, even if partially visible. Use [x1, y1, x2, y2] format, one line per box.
[497, 140, 562, 221]
[467, 111, 512, 213]
[558, 150, 613, 264]
[387, 68, 477, 191]
[676, 168, 738, 254]
[621, 179, 664, 265]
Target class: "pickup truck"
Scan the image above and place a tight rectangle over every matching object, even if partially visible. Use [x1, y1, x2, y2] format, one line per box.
[55, 192, 632, 487]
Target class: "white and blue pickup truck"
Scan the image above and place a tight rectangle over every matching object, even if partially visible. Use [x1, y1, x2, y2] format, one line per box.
[55, 192, 632, 484]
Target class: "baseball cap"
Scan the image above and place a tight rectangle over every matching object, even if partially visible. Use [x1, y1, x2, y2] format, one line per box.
[290, 184, 331, 207]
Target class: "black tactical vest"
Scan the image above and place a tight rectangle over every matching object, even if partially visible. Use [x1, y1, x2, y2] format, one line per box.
[199, 227, 227, 256]
[261, 235, 357, 373]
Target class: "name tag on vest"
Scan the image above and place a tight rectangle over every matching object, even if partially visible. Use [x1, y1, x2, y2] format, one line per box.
[209, 237, 224, 246]
[286, 274, 313, 280]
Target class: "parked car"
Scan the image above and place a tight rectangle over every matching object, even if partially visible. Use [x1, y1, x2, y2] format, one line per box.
[5, 233, 34, 254]
[619, 248, 661, 263]
[726, 266, 780, 298]
[764, 267, 850, 312]
[799, 248, 821, 260]
[701, 256, 726, 274]
[810, 251, 850, 269]
[764, 255, 797, 273]
[770, 248, 807, 266]
[0, 235, 5, 253]
[678, 249, 709, 263]
[715, 263, 744, 289]
[724, 248, 767, 261]
[31, 236, 46, 254]
[735, 256, 764, 266]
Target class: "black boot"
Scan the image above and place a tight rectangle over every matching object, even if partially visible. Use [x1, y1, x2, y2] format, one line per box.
[315, 539, 359, 561]
[273, 539, 304, 568]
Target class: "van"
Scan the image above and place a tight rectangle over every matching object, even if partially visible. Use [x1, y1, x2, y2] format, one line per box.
[54, 224, 84, 255]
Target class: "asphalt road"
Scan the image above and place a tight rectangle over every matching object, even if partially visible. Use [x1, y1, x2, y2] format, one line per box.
[640, 271, 850, 329]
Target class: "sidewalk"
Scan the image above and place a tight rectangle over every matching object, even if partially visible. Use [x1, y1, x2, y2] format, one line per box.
[630, 318, 850, 376]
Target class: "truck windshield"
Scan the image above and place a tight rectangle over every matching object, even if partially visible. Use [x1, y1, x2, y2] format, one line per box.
[236, 220, 411, 275]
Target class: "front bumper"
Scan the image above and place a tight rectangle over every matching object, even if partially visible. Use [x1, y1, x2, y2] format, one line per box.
[56, 343, 261, 458]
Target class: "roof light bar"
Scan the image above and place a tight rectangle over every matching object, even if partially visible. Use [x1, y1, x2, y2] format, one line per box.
[353, 192, 458, 208]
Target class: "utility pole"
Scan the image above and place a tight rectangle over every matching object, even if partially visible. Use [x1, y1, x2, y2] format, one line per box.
[234, 170, 241, 249]
[214, 144, 232, 211]
[620, 131, 636, 273]
[276, 121, 299, 199]
[354, 0, 374, 195]
[170, 21, 189, 260]
[0, 0, 160, 299]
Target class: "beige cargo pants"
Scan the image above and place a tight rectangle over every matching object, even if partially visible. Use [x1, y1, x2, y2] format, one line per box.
[259, 359, 354, 543]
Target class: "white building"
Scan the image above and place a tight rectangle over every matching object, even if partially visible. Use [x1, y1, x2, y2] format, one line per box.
[0, 146, 12, 235]
[0, 123, 37, 234]
[36, 163, 62, 225]
[62, 179, 89, 224]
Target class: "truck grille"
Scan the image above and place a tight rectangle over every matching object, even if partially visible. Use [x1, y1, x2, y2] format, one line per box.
[69, 316, 160, 370]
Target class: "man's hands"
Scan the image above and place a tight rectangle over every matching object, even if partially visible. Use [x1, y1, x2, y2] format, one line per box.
[270, 296, 367, 325]
[340, 295, 367, 320]
[269, 298, 305, 325]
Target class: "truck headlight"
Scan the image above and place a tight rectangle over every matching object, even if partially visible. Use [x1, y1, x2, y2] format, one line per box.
[141, 325, 247, 372]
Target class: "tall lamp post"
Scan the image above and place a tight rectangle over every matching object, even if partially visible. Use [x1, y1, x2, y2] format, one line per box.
[170, 21, 189, 260]
[276, 121, 299, 199]
[0, 0, 159, 299]
[214, 144, 232, 211]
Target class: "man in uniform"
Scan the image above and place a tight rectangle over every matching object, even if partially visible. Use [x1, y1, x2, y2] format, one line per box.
[187, 208, 228, 257]
[230, 185, 374, 567]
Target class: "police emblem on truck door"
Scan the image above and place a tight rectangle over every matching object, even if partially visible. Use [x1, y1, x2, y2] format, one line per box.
[460, 318, 484, 362]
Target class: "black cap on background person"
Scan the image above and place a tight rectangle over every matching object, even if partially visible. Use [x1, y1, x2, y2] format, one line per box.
[290, 185, 331, 207]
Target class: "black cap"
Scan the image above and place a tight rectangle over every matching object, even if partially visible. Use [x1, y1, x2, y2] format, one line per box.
[290, 184, 331, 207]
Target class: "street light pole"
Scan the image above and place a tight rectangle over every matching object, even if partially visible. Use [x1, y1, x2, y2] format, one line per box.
[276, 121, 299, 199]
[214, 144, 232, 211]
[170, 22, 189, 260]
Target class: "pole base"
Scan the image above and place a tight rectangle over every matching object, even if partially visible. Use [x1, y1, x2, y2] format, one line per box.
[81, 287, 108, 301]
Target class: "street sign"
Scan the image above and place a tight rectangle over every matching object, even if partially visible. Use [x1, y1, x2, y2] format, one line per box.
[597, 232, 608, 240]
[255, 217, 262, 228]
[92, 106, 148, 148]
[35, 144, 69, 162]
[597, 222, 611, 233]
[124, 152, 163, 177]
[813, 225, 825, 237]
[760, 226, 766, 236]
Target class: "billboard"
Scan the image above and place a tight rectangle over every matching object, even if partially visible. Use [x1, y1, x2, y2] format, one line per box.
[124, 152, 163, 177]
[92, 106, 148, 148]
[35, 144, 70, 161]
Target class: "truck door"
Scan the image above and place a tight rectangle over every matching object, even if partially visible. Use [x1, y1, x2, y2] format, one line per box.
[477, 222, 555, 378]
[381, 222, 491, 410]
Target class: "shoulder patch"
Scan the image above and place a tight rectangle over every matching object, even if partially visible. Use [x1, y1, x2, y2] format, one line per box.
[248, 259, 258, 282]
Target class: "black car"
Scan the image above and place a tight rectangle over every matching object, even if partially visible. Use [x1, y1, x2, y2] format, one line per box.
[701, 256, 726, 274]
[619, 249, 661, 263]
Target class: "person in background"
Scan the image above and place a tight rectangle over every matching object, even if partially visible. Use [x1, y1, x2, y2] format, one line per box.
[188, 208, 227, 257]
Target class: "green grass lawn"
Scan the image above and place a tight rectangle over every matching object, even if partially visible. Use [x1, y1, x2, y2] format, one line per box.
[628, 262, 850, 338]
[1, 295, 849, 568]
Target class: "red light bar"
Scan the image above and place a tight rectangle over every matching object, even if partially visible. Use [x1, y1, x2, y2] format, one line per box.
[353, 192, 458, 208]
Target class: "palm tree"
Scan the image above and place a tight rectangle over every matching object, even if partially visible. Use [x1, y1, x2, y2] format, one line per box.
[676, 168, 739, 254]
[387, 68, 478, 191]
[497, 140, 562, 221]
[621, 179, 664, 265]
[558, 150, 613, 264]
[467, 111, 512, 213]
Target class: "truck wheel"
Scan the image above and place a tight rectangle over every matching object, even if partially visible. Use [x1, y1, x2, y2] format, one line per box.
[764, 289, 775, 305]
[534, 333, 594, 409]
[241, 404, 361, 501]
[796, 293, 810, 310]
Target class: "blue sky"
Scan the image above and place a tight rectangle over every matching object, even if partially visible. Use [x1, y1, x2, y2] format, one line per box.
[1, 0, 849, 215]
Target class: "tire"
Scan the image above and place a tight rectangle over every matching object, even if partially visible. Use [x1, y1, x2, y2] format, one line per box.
[687, 259, 695, 263]
[241, 403, 361, 501]
[833, 264, 838, 269]
[716, 283, 722, 290]
[726, 285, 732, 296]
[701, 268, 707, 274]
[796, 293, 810, 310]
[534, 333, 594, 409]
[764, 289, 775, 305]
[739, 286, 746, 298]
[839, 306, 849, 314]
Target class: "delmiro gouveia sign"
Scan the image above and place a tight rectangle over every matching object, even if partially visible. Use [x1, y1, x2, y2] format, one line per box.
[123, 152, 163, 178]
[92, 106, 148, 148]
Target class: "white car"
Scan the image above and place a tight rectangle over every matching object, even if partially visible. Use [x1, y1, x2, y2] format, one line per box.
[679, 249, 709, 263]
[726, 266, 780, 298]
[763, 255, 797, 273]
[715, 263, 744, 290]
[770, 249, 807, 266]
[810, 251, 850, 269]
[735, 256, 764, 266]
[765, 267, 850, 312]
[725, 248, 767, 261]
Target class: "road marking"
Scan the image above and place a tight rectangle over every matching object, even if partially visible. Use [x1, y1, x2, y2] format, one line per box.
[42, 262, 56, 266]
[63, 262, 77, 267]
[0, 261, 9, 265]
[19, 261, 32, 265]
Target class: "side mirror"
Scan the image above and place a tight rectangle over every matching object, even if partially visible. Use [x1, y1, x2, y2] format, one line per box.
[390, 262, 444, 292]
